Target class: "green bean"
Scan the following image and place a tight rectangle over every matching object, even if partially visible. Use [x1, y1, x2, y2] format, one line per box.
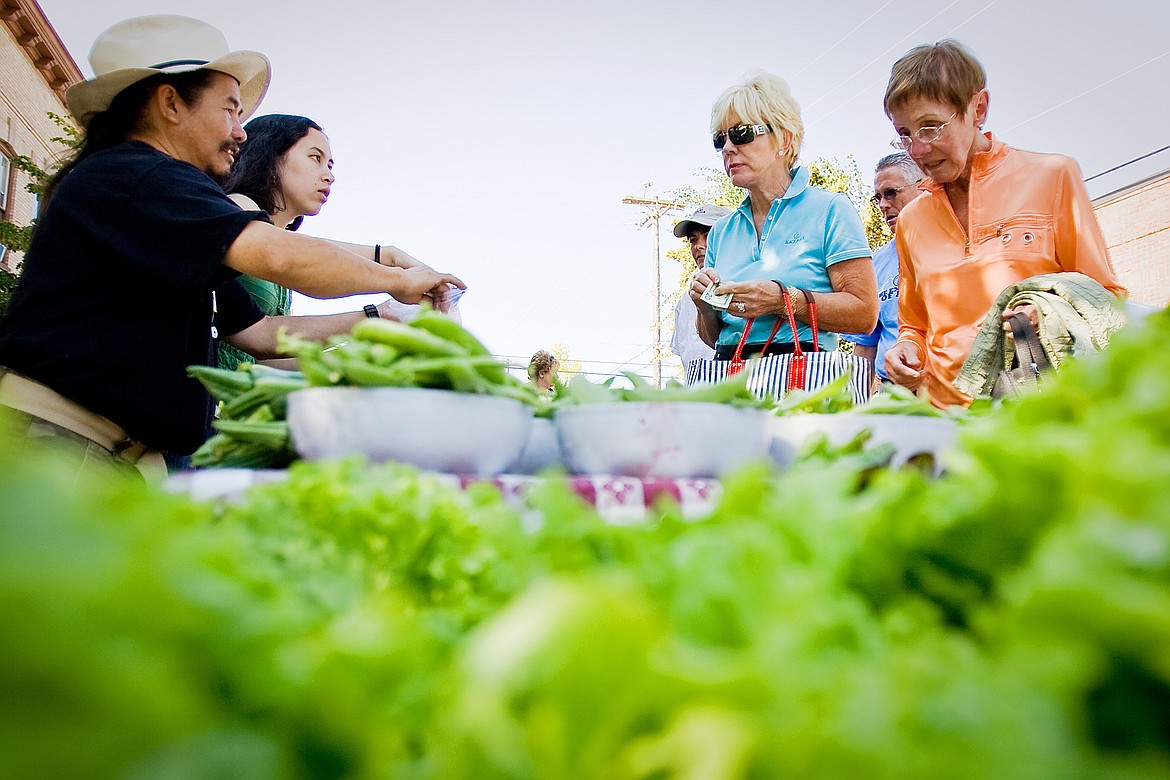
[368, 343, 400, 366]
[339, 360, 414, 387]
[410, 310, 491, 356]
[220, 385, 273, 419]
[187, 365, 254, 402]
[351, 318, 468, 357]
[444, 361, 491, 393]
[299, 355, 340, 387]
[211, 419, 290, 449]
[244, 364, 306, 382]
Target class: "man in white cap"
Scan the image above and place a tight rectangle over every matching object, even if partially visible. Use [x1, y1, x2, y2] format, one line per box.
[670, 204, 732, 378]
[0, 15, 463, 480]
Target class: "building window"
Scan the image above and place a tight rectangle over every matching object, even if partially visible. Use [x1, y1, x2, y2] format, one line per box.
[0, 152, 11, 216]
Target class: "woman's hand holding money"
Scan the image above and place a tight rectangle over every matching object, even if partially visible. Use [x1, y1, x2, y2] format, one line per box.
[710, 279, 783, 319]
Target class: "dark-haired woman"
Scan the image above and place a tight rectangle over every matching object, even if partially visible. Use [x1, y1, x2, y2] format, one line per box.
[219, 114, 456, 369]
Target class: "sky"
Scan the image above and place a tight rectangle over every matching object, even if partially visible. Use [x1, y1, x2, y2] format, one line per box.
[35, 0, 1170, 381]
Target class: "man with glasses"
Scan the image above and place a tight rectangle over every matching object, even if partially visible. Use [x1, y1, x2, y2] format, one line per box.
[843, 153, 922, 389]
[670, 204, 731, 377]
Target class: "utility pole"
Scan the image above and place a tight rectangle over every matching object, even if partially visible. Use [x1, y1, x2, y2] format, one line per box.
[622, 194, 687, 387]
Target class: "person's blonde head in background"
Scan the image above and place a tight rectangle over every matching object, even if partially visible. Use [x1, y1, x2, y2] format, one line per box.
[527, 350, 558, 393]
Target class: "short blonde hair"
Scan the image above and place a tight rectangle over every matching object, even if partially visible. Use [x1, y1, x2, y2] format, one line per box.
[711, 71, 804, 166]
[884, 39, 986, 116]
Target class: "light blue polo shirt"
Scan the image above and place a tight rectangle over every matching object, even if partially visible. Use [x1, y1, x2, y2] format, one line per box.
[843, 239, 899, 378]
[704, 165, 871, 350]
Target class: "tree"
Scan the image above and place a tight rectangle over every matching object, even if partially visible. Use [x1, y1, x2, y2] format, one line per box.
[0, 113, 79, 316]
[549, 340, 582, 379]
[806, 155, 890, 250]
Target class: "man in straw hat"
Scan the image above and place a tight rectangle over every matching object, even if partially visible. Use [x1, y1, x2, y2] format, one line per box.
[0, 15, 463, 481]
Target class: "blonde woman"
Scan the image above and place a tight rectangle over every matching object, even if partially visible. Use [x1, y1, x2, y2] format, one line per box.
[691, 72, 877, 359]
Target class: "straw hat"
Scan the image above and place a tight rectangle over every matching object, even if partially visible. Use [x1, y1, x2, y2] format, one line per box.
[65, 15, 270, 126]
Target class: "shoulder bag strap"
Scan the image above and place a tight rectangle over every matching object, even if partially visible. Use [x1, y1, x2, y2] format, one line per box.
[728, 318, 753, 376]
[1007, 312, 1050, 376]
[779, 287, 807, 392]
[728, 315, 785, 375]
[799, 289, 820, 352]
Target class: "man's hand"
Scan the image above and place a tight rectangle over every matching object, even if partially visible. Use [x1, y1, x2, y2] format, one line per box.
[885, 340, 924, 392]
[393, 267, 465, 305]
[690, 268, 720, 305]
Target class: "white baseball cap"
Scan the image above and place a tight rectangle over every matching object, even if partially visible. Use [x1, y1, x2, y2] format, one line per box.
[673, 204, 733, 238]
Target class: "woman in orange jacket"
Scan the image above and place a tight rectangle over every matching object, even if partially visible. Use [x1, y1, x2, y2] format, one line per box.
[881, 40, 1125, 407]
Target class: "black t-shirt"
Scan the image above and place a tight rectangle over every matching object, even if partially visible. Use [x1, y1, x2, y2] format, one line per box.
[0, 142, 268, 454]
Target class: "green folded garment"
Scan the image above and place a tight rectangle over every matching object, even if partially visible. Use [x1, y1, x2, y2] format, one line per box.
[954, 272, 1127, 399]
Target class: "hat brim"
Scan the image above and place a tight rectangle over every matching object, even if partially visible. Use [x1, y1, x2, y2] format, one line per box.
[66, 50, 271, 126]
[673, 219, 708, 238]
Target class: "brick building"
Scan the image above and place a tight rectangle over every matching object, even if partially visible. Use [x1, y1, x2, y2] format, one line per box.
[0, 0, 80, 272]
[1094, 169, 1170, 307]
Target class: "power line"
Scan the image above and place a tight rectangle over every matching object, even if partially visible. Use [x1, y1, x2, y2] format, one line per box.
[803, 0, 971, 116]
[1085, 144, 1170, 183]
[805, 0, 998, 129]
[1002, 48, 1170, 135]
[790, 1, 896, 81]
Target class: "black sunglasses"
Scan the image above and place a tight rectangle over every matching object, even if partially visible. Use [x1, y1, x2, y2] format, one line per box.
[713, 123, 772, 151]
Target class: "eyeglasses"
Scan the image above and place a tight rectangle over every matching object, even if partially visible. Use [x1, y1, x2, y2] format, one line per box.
[890, 112, 957, 150]
[871, 183, 916, 205]
[713, 123, 772, 151]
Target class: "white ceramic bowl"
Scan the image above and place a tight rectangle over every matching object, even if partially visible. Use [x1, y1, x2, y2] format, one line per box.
[511, 417, 562, 475]
[555, 402, 773, 478]
[287, 387, 533, 476]
[769, 413, 958, 472]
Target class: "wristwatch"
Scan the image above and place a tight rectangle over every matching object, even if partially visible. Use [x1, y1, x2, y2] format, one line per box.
[363, 303, 380, 319]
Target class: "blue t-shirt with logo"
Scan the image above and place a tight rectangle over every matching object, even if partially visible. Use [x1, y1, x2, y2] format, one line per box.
[704, 165, 870, 350]
[844, 239, 899, 378]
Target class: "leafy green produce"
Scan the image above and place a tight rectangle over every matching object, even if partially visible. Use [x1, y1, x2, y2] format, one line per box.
[3, 310, 1170, 778]
[187, 363, 307, 468]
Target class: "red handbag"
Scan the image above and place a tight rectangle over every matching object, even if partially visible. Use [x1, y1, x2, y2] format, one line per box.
[727, 287, 819, 396]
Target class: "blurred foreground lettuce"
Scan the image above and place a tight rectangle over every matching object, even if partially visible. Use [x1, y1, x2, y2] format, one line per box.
[1, 310, 1169, 778]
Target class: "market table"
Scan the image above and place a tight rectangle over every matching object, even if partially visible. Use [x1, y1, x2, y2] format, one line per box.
[165, 469, 724, 523]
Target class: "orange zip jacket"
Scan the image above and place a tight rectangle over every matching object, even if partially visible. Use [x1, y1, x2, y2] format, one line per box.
[893, 133, 1125, 407]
